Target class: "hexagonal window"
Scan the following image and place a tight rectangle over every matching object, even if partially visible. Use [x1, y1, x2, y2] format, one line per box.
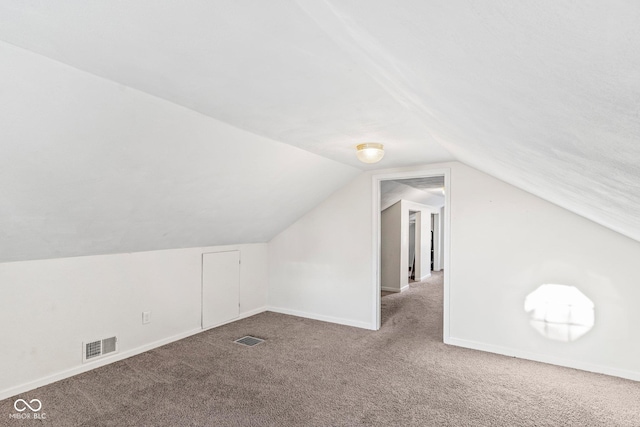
[524, 284, 594, 342]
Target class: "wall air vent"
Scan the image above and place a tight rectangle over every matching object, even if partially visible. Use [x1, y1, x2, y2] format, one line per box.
[83, 336, 118, 363]
[85, 340, 101, 360]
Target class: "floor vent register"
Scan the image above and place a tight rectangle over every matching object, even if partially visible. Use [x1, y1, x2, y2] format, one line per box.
[234, 336, 265, 347]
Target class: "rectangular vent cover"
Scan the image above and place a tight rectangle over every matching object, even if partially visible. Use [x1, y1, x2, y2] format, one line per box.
[83, 336, 118, 362]
[234, 336, 264, 347]
[85, 340, 101, 360]
[102, 336, 117, 354]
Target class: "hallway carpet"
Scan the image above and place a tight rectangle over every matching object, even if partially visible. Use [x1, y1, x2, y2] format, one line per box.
[2, 272, 639, 426]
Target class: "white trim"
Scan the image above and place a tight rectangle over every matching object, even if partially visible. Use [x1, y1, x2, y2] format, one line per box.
[372, 168, 451, 339]
[447, 337, 640, 382]
[0, 328, 199, 401]
[371, 174, 382, 330]
[202, 306, 268, 331]
[0, 306, 268, 401]
[443, 171, 451, 341]
[267, 306, 374, 330]
[417, 273, 431, 281]
[239, 306, 268, 319]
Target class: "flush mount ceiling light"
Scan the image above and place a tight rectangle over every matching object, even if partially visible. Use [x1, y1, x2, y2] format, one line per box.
[356, 143, 384, 164]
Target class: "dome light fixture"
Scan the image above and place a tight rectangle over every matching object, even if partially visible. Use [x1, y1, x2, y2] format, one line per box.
[356, 143, 384, 164]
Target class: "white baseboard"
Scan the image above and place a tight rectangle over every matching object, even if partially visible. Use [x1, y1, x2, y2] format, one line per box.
[0, 328, 198, 401]
[418, 273, 431, 281]
[0, 307, 268, 401]
[446, 337, 640, 382]
[240, 306, 268, 319]
[267, 306, 374, 330]
[202, 306, 268, 331]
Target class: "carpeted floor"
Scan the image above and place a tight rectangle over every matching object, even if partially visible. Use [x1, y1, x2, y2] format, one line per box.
[2, 272, 639, 426]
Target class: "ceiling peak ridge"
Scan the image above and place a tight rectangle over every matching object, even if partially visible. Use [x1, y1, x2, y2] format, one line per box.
[294, 0, 452, 156]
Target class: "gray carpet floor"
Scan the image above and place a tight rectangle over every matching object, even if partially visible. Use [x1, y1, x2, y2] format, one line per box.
[2, 271, 639, 426]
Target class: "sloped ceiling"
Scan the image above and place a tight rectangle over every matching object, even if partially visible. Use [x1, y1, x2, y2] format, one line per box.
[1, 1, 640, 261]
[0, 0, 453, 168]
[381, 178, 445, 211]
[0, 41, 359, 262]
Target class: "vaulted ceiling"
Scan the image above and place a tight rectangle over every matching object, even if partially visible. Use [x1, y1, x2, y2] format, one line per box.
[2, 1, 639, 262]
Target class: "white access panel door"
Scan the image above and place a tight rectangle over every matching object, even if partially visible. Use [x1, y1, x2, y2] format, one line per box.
[202, 251, 240, 329]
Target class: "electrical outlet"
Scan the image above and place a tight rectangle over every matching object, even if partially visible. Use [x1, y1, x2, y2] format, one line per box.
[142, 311, 151, 324]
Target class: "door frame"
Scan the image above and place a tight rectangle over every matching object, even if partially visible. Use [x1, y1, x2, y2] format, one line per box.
[371, 168, 451, 343]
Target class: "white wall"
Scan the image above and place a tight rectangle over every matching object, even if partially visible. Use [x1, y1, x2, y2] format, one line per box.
[408, 221, 416, 272]
[268, 161, 640, 381]
[0, 243, 268, 399]
[448, 163, 640, 380]
[268, 173, 374, 329]
[381, 200, 437, 292]
[433, 207, 444, 271]
[402, 201, 437, 282]
[381, 202, 403, 292]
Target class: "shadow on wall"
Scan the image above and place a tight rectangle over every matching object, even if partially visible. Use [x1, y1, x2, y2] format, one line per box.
[524, 284, 595, 342]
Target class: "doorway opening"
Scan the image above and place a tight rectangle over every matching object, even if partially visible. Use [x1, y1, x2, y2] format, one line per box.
[372, 168, 450, 340]
[409, 210, 417, 281]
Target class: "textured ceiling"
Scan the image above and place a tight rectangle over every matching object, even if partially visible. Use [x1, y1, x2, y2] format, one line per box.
[0, 0, 453, 169]
[307, 0, 640, 241]
[381, 178, 445, 211]
[394, 177, 445, 192]
[0, 41, 359, 262]
[1, 1, 640, 261]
